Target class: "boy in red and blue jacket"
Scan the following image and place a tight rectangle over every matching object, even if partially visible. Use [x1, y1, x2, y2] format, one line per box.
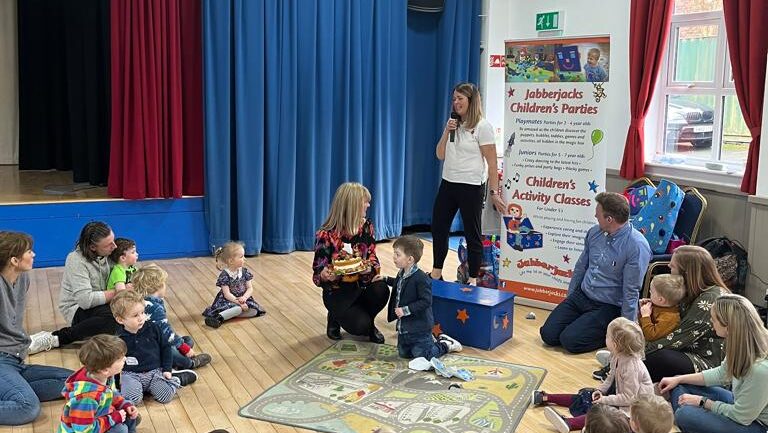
[59, 335, 139, 433]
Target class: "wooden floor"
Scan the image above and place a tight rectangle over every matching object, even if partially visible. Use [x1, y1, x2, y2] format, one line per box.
[11, 240, 605, 433]
[0, 166, 108, 204]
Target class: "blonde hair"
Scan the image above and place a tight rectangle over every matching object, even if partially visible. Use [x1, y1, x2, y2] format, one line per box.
[79, 334, 126, 373]
[712, 294, 768, 379]
[607, 317, 645, 357]
[214, 241, 245, 271]
[319, 182, 371, 236]
[630, 395, 673, 433]
[131, 263, 168, 296]
[110, 290, 145, 319]
[453, 82, 483, 130]
[584, 404, 631, 433]
[672, 245, 729, 304]
[588, 47, 601, 58]
[650, 274, 685, 305]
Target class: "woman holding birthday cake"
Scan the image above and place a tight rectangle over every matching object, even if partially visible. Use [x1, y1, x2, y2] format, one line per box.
[312, 182, 389, 343]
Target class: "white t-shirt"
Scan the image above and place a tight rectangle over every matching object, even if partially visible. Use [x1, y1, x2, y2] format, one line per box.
[442, 118, 494, 185]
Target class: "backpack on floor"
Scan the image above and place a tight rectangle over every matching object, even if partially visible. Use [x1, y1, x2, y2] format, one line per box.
[698, 236, 749, 294]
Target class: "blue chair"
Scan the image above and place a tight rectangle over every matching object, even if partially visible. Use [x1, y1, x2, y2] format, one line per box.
[641, 187, 707, 296]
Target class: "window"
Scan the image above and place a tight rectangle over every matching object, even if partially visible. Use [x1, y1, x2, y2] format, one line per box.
[655, 0, 749, 172]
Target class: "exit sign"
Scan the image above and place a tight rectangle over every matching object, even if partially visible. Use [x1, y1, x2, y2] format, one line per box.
[536, 11, 561, 31]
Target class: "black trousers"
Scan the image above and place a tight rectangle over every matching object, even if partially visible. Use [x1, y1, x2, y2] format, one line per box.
[53, 303, 118, 345]
[431, 180, 485, 277]
[644, 349, 695, 382]
[322, 280, 389, 336]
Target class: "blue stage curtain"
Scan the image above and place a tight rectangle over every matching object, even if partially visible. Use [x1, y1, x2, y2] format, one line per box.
[203, 0, 407, 254]
[203, 0, 479, 254]
[404, 0, 481, 228]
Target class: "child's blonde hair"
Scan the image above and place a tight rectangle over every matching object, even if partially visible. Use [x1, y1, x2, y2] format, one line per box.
[650, 274, 685, 305]
[131, 263, 168, 296]
[713, 294, 768, 379]
[630, 395, 673, 433]
[79, 334, 127, 373]
[588, 47, 601, 58]
[319, 182, 371, 236]
[110, 290, 145, 319]
[214, 241, 245, 271]
[584, 404, 630, 433]
[607, 317, 645, 357]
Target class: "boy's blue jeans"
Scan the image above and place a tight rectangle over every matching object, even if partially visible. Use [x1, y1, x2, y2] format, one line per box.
[397, 332, 448, 359]
[106, 416, 138, 433]
[671, 384, 767, 433]
[0, 352, 72, 425]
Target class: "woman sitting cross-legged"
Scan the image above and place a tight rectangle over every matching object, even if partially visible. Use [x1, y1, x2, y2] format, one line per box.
[659, 294, 768, 433]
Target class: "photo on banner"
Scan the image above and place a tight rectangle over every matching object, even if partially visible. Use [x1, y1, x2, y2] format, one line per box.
[499, 36, 610, 309]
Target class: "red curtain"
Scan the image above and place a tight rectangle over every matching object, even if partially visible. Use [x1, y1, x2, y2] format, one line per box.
[108, 0, 203, 199]
[723, 1, 768, 195]
[620, 0, 675, 179]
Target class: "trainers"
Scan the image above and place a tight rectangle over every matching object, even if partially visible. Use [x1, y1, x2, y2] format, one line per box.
[28, 331, 58, 355]
[531, 390, 547, 406]
[171, 369, 198, 386]
[438, 334, 463, 352]
[592, 365, 610, 381]
[595, 349, 612, 367]
[190, 353, 212, 369]
[543, 407, 570, 433]
[205, 315, 223, 328]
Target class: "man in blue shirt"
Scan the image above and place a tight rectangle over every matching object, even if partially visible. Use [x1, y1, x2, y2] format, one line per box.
[540, 192, 651, 353]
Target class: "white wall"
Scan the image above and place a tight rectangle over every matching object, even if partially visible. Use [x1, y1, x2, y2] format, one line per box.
[482, 0, 631, 170]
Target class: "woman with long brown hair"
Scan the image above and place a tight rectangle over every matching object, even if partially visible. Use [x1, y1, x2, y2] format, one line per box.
[642, 245, 729, 381]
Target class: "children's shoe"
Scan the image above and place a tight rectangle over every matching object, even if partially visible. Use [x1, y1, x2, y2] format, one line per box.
[28, 331, 58, 355]
[543, 407, 570, 433]
[205, 315, 223, 329]
[595, 349, 612, 367]
[171, 369, 198, 386]
[592, 365, 610, 381]
[531, 390, 547, 406]
[438, 334, 462, 352]
[191, 353, 212, 369]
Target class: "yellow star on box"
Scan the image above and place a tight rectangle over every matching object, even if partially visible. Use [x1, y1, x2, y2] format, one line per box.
[502, 257, 511, 268]
[456, 309, 470, 324]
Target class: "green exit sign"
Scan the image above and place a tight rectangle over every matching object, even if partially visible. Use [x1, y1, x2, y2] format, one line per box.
[536, 11, 561, 31]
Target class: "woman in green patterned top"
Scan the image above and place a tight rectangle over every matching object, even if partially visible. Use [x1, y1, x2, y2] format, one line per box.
[643, 245, 729, 382]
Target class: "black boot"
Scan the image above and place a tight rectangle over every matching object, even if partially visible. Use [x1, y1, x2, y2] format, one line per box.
[326, 313, 342, 340]
[369, 326, 385, 344]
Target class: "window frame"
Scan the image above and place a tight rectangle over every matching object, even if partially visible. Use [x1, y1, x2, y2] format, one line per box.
[654, 8, 744, 171]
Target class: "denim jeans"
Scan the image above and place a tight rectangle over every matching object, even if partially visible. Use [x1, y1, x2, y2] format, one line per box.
[171, 336, 194, 369]
[539, 287, 621, 354]
[0, 352, 73, 425]
[105, 416, 138, 433]
[671, 384, 767, 433]
[397, 332, 447, 359]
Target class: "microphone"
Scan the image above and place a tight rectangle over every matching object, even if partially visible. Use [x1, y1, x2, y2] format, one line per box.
[450, 112, 461, 142]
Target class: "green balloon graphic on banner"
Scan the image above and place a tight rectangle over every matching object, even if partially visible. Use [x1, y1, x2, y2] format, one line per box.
[591, 129, 604, 145]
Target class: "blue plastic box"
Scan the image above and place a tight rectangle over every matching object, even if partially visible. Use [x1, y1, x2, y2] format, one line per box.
[431, 280, 515, 350]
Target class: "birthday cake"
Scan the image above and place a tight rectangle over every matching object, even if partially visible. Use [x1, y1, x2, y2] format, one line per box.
[332, 256, 368, 275]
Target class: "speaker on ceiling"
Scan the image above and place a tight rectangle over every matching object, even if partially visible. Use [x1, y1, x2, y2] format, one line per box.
[407, 0, 444, 13]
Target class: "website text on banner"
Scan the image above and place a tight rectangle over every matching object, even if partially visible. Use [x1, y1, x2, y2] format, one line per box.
[499, 36, 610, 308]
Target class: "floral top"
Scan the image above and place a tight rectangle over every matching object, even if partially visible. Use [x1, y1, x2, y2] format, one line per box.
[312, 219, 380, 288]
[645, 285, 725, 372]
